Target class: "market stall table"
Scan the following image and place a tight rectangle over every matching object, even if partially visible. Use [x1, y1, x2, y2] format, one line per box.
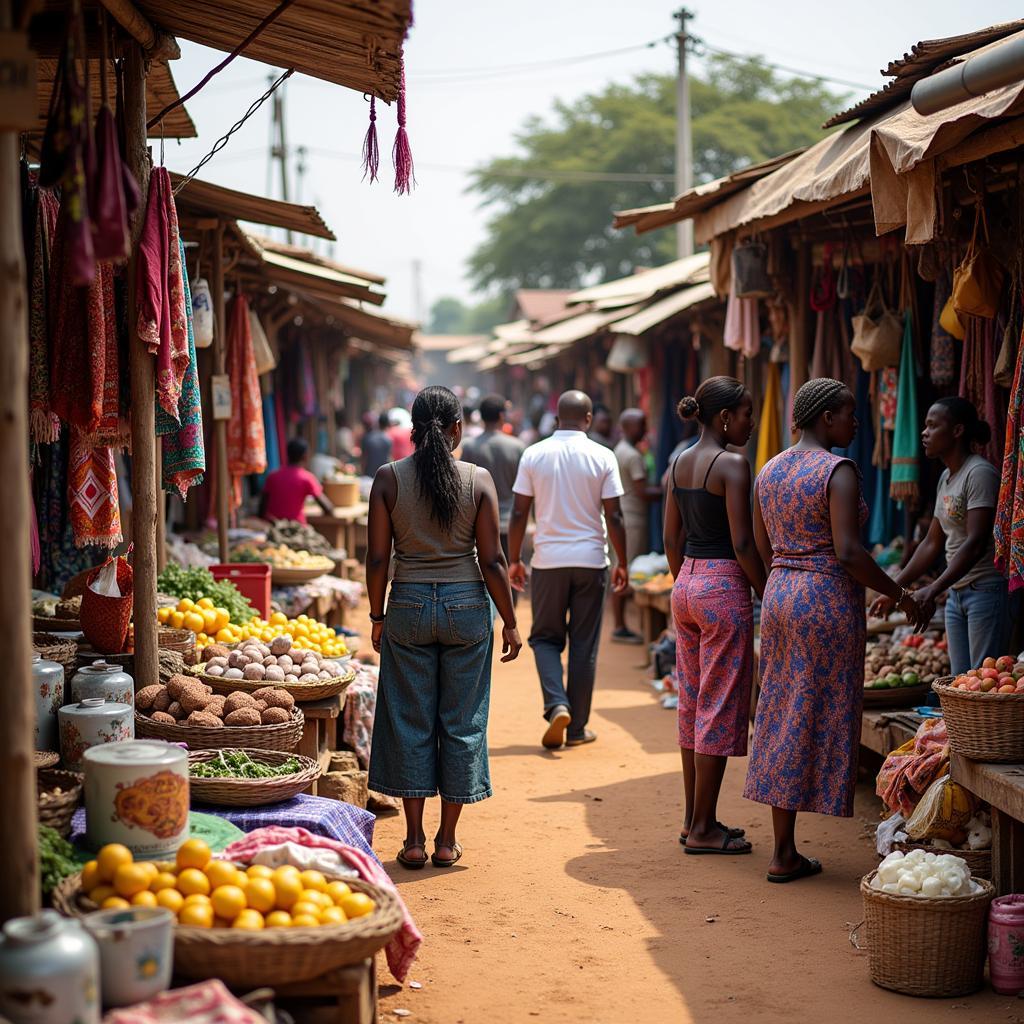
[860, 710, 921, 758]
[307, 504, 369, 568]
[633, 588, 671, 667]
[298, 693, 343, 790]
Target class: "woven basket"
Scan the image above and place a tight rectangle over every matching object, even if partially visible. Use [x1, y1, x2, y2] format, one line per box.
[34, 750, 60, 770]
[32, 615, 82, 633]
[189, 664, 356, 703]
[859, 870, 994, 997]
[158, 627, 197, 655]
[134, 707, 303, 751]
[188, 748, 321, 806]
[894, 841, 992, 881]
[32, 633, 79, 681]
[932, 677, 1024, 762]
[37, 768, 83, 838]
[862, 682, 931, 709]
[53, 873, 402, 986]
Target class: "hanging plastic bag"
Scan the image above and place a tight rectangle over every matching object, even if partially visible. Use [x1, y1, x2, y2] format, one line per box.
[191, 277, 214, 349]
[249, 309, 277, 375]
[904, 773, 977, 844]
[80, 554, 134, 654]
[851, 278, 902, 371]
[606, 334, 647, 373]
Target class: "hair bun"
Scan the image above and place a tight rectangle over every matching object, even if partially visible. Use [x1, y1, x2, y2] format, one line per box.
[677, 396, 700, 420]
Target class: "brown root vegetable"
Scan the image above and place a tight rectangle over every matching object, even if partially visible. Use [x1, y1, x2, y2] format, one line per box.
[185, 711, 223, 728]
[227, 650, 250, 670]
[150, 711, 177, 725]
[255, 699, 268, 713]
[224, 707, 261, 727]
[263, 666, 286, 683]
[152, 689, 172, 713]
[205, 696, 226, 718]
[270, 635, 292, 657]
[201, 644, 231, 663]
[135, 684, 163, 711]
[206, 665, 226, 677]
[179, 683, 213, 713]
[166, 674, 193, 700]
[243, 663, 266, 681]
[223, 691, 259, 716]
[261, 707, 290, 725]
[166, 701, 184, 720]
[253, 687, 295, 710]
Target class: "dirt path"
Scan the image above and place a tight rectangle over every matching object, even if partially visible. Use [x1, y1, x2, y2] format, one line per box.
[371, 608, 1010, 1024]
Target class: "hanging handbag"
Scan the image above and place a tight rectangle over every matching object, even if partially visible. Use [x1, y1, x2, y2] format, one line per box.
[191, 277, 214, 348]
[732, 237, 773, 298]
[994, 261, 1021, 388]
[249, 308, 277, 375]
[939, 293, 966, 340]
[952, 202, 1005, 320]
[851, 278, 902, 371]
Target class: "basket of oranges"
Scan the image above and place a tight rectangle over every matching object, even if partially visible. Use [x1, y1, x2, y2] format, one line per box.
[52, 840, 403, 986]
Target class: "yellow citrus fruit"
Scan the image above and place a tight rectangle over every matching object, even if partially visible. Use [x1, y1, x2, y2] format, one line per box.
[298, 870, 327, 892]
[290, 914, 320, 928]
[339, 893, 375, 919]
[184, 611, 206, 634]
[176, 868, 211, 897]
[97, 844, 133, 883]
[264, 911, 292, 929]
[113, 863, 151, 898]
[246, 864, 274, 880]
[325, 881, 351, 905]
[156, 889, 184, 913]
[290, 900, 321, 920]
[81, 861, 101, 892]
[319, 905, 348, 925]
[88, 885, 116, 905]
[176, 839, 212, 872]
[270, 612, 287, 626]
[101, 896, 131, 910]
[157, 607, 172, 625]
[234, 869, 250, 889]
[272, 871, 303, 910]
[131, 890, 158, 907]
[215, 627, 234, 643]
[177, 598, 195, 613]
[210, 885, 247, 921]
[137, 861, 159, 882]
[232, 909, 265, 931]
[178, 903, 214, 928]
[182, 894, 211, 907]
[300, 889, 331, 910]
[204, 860, 239, 889]
[245, 878, 275, 914]
[150, 871, 178, 893]
[154, 861, 176, 873]
[196, 597, 215, 610]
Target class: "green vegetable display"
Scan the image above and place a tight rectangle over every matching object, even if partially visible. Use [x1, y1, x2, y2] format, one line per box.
[190, 750, 304, 779]
[39, 825, 78, 895]
[158, 564, 256, 625]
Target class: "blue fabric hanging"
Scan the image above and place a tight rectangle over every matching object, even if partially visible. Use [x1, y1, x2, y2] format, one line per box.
[260, 392, 280, 483]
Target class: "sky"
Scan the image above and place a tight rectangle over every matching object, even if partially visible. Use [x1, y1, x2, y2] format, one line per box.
[165, 1, 1022, 323]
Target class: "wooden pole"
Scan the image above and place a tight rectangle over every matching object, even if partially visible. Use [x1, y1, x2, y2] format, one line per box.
[156, 444, 166, 571]
[125, 41, 158, 688]
[789, 238, 811, 442]
[0, 0, 40, 921]
[96, 0, 180, 59]
[211, 222, 230, 563]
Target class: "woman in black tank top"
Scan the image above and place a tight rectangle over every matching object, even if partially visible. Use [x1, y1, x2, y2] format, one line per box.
[663, 376, 767, 856]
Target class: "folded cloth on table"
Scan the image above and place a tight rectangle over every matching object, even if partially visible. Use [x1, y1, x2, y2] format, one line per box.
[875, 717, 949, 817]
[103, 979, 264, 1024]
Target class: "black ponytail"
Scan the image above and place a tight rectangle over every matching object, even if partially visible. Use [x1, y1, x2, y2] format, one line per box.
[934, 396, 992, 449]
[410, 386, 463, 531]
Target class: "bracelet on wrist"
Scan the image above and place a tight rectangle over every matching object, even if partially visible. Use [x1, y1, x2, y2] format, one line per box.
[369, 613, 386, 624]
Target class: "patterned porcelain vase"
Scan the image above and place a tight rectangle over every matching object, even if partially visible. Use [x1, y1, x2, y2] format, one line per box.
[58, 699, 133, 773]
[32, 653, 64, 753]
[70, 662, 134, 708]
[81, 907, 173, 1008]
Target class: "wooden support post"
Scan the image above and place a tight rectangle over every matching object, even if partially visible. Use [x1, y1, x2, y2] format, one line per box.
[156, 444, 166, 571]
[96, 0, 180, 59]
[125, 41, 157, 688]
[211, 222, 230, 564]
[788, 239, 811, 441]
[0, 0, 40, 921]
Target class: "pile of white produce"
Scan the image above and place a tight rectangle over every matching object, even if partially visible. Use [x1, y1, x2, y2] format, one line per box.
[870, 849, 980, 898]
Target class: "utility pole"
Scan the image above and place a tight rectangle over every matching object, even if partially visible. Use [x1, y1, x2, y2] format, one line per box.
[411, 259, 424, 325]
[674, 7, 694, 257]
[270, 76, 292, 241]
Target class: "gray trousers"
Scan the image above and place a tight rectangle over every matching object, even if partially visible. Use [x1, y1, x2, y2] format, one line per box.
[528, 566, 607, 736]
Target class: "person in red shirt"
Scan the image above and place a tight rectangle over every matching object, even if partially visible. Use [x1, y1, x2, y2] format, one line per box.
[387, 410, 415, 461]
[259, 438, 334, 524]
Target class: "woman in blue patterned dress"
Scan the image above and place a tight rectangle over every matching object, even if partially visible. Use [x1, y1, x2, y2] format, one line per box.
[744, 378, 922, 883]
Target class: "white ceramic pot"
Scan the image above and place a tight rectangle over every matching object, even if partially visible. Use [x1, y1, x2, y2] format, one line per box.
[82, 907, 173, 1008]
[0, 910, 100, 1024]
[84, 741, 189, 858]
[32, 654, 64, 753]
[70, 661, 134, 708]
[58, 699, 133, 773]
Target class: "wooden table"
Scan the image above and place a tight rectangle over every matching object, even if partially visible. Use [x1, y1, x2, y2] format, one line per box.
[633, 588, 671, 667]
[297, 694, 342, 793]
[950, 753, 1024, 895]
[860, 710, 921, 757]
[307, 504, 369, 566]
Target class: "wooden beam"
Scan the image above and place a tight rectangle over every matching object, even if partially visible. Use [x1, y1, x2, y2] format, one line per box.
[937, 116, 1024, 174]
[97, 0, 180, 59]
[0, 0, 39, 922]
[211, 223, 230, 565]
[125, 41, 158, 689]
[155, 444, 166, 572]
[788, 240, 811, 441]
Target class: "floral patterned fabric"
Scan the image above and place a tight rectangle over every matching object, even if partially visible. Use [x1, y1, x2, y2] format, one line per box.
[225, 293, 267, 509]
[28, 186, 60, 443]
[68, 435, 122, 549]
[995, 325, 1024, 592]
[744, 449, 867, 817]
[672, 557, 753, 756]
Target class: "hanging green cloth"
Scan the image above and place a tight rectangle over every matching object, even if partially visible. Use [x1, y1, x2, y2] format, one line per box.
[890, 310, 919, 506]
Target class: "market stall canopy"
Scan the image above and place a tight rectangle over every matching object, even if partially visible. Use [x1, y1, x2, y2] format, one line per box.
[527, 304, 645, 344]
[608, 281, 717, 339]
[171, 176, 334, 239]
[414, 334, 488, 352]
[512, 289, 575, 326]
[447, 340, 493, 364]
[568, 251, 710, 308]
[328, 299, 416, 350]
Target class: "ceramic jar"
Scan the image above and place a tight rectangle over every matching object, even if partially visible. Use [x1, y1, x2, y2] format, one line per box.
[58, 699, 133, 773]
[70, 661, 134, 708]
[0, 910, 100, 1024]
[990, 893, 1024, 995]
[82, 907, 173, 1008]
[32, 653, 64, 753]
[84, 741, 189, 858]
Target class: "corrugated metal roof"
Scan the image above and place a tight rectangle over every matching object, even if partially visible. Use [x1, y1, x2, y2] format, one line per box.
[609, 282, 717, 338]
[513, 289, 575, 326]
[568, 252, 709, 307]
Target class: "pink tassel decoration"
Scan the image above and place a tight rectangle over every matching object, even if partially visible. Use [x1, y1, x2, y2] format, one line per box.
[392, 65, 415, 194]
[362, 96, 380, 183]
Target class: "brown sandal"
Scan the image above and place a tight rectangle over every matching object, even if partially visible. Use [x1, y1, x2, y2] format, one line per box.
[397, 840, 428, 870]
[431, 842, 463, 868]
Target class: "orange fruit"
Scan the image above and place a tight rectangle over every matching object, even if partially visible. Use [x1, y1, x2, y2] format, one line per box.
[176, 839, 212, 872]
[246, 864, 274, 880]
[245, 878, 276, 914]
[210, 885, 247, 921]
[101, 896, 131, 910]
[178, 902, 214, 928]
[113, 863, 151, 898]
[156, 889, 184, 913]
[290, 914, 320, 928]
[339, 893, 375, 919]
[272, 871, 303, 910]
[81, 861, 101, 893]
[131, 890, 158, 907]
[325, 881, 351, 905]
[150, 871, 178, 893]
[88, 885, 116, 905]
[176, 868, 211, 897]
[234, 870, 250, 889]
[298, 870, 327, 892]
[232, 909, 265, 931]
[319, 905, 348, 925]
[182, 894, 211, 909]
[204, 860, 239, 889]
[264, 911, 292, 929]
[137, 861, 159, 882]
[97, 844, 133, 883]
[290, 900, 321, 920]
[300, 889, 331, 910]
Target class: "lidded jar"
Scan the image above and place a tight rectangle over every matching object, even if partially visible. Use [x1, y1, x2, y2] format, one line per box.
[32, 653, 64, 752]
[70, 660, 134, 708]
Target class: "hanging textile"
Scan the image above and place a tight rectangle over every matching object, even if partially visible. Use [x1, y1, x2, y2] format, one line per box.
[28, 186, 61, 443]
[69, 435, 122, 549]
[959, 316, 1004, 466]
[262, 392, 281, 476]
[136, 166, 188, 421]
[89, 104, 134, 262]
[157, 240, 205, 498]
[723, 276, 759, 357]
[930, 271, 957, 388]
[890, 312, 920, 505]
[755, 362, 782, 475]
[226, 294, 267, 510]
[995, 325, 1024, 592]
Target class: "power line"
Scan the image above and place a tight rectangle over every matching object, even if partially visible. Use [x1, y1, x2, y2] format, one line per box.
[691, 39, 876, 91]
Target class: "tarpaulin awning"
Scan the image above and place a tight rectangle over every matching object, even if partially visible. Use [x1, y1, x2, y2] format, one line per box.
[447, 341, 493, 364]
[527, 304, 643, 345]
[567, 252, 709, 308]
[252, 242, 386, 306]
[609, 282, 717, 338]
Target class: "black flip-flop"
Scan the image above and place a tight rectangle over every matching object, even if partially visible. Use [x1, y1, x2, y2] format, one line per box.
[767, 855, 823, 883]
[396, 841, 428, 870]
[431, 842, 463, 868]
[679, 822, 745, 845]
[684, 832, 752, 855]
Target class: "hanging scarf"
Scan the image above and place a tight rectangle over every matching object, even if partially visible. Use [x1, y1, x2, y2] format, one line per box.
[29, 187, 60, 443]
[226, 294, 267, 510]
[890, 311, 920, 505]
[755, 361, 782, 475]
[995, 325, 1024, 592]
[262, 391, 281, 475]
[68, 435, 122, 549]
[157, 239, 205, 497]
[930, 271, 957, 387]
[723, 276, 760, 357]
[960, 316, 1004, 466]
[135, 166, 188, 420]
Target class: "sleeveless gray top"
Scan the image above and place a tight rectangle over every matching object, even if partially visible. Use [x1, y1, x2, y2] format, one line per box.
[390, 457, 482, 582]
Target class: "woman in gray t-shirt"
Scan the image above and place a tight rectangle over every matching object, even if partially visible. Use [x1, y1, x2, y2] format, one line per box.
[871, 397, 1007, 674]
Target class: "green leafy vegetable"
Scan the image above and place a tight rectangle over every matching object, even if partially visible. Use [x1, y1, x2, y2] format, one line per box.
[39, 824, 78, 895]
[157, 565, 256, 625]
[190, 750, 304, 779]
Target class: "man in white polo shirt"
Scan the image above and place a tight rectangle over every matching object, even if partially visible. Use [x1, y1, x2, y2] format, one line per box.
[507, 391, 629, 750]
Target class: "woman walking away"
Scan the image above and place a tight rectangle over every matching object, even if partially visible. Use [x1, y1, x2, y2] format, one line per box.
[366, 386, 522, 870]
[664, 377, 766, 856]
[870, 397, 1006, 675]
[745, 378, 923, 882]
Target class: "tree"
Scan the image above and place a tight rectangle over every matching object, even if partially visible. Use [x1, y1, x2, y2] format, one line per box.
[428, 297, 468, 335]
[467, 55, 847, 293]
[427, 294, 509, 335]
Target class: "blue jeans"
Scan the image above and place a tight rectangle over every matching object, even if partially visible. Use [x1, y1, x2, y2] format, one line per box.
[945, 578, 1010, 676]
[368, 581, 494, 803]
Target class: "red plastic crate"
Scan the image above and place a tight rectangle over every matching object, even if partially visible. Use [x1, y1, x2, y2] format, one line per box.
[210, 563, 271, 619]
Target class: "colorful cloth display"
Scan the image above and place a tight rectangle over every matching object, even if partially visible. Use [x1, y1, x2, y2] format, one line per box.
[28, 187, 60, 443]
[995, 325, 1024, 591]
[68, 435, 122, 549]
[225, 293, 267, 509]
[890, 312, 920, 505]
[723, 276, 759, 357]
[960, 316, 1004, 466]
[930, 271, 957, 387]
[876, 717, 950, 817]
[755, 361, 782, 474]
